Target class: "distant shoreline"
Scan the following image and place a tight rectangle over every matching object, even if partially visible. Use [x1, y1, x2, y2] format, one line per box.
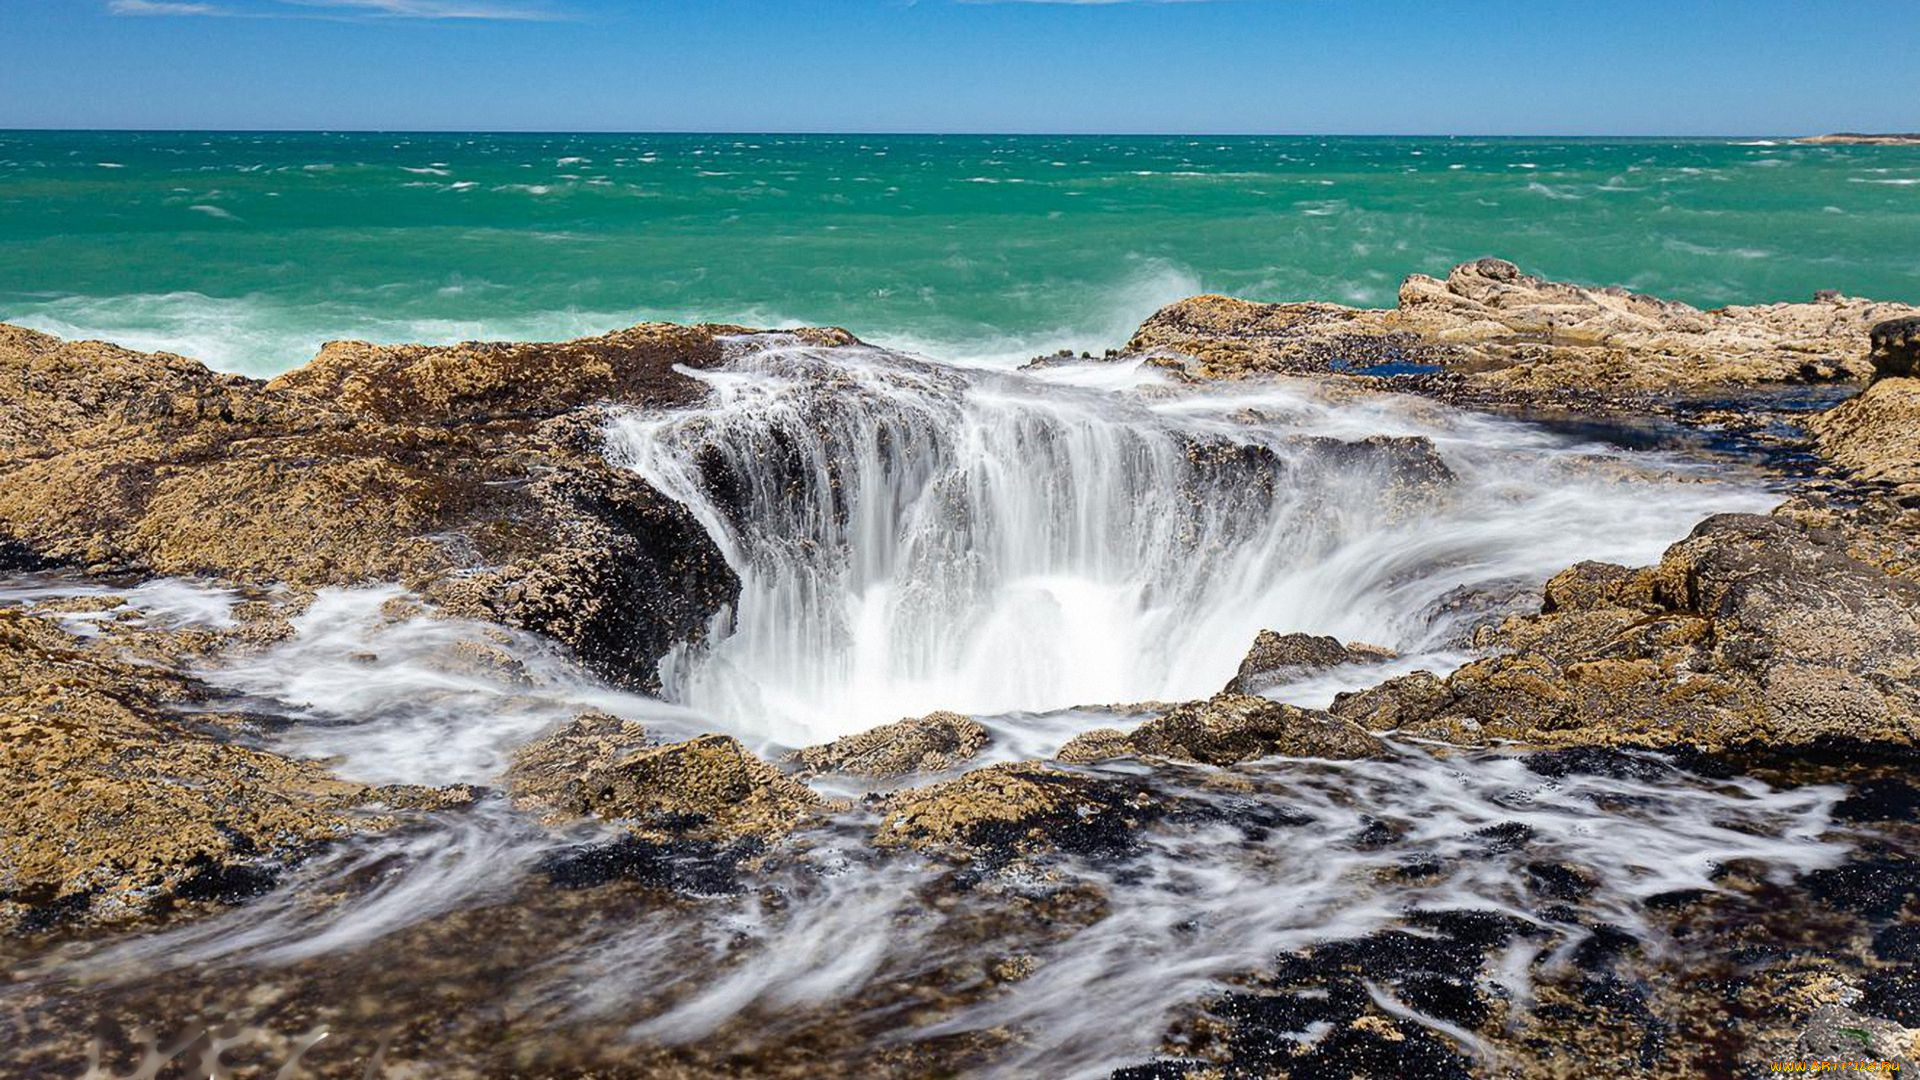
[1795, 132, 1920, 145]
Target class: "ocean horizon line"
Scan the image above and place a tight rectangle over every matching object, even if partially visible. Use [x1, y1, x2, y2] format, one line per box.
[0, 127, 1843, 140]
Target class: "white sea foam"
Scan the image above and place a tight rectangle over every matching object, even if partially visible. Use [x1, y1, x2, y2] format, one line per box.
[0, 576, 241, 635]
[201, 586, 691, 785]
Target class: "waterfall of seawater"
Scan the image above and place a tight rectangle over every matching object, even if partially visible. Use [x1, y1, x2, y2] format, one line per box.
[611, 337, 1776, 744]
[10, 338, 1854, 1079]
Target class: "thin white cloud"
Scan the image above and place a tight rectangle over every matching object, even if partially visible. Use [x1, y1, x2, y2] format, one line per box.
[106, 0, 568, 19]
[279, 0, 570, 19]
[108, 0, 228, 14]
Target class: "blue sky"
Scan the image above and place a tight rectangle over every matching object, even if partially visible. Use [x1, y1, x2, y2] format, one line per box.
[6, 0, 1918, 134]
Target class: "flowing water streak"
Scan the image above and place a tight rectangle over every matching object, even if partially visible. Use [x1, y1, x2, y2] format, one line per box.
[536, 747, 1847, 1079]
[610, 337, 1777, 743]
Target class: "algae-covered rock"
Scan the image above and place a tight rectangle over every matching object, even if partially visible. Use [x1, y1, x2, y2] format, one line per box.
[0, 609, 463, 935]
[874, 762, 1155, 858]
[1333, 501, 1920, 751]
[1053, 693, 1384, 765]
[789, 710, 990, 779]
[1128, 694, 1385, 764]
[505, 710, 652, 818]
[568, 734, 829, 844]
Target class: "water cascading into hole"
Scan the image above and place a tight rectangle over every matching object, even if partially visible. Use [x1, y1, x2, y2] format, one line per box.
[608, 338, 1776, 744]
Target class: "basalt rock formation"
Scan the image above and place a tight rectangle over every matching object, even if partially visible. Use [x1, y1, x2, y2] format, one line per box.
[1125, 257, 1919, 400]
[0, 322, 866, 690]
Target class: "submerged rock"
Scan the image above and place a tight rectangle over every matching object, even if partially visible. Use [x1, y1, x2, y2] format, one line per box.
[1126, 257, 1919, 398]
[1224, 629, 1396, 693]
[0, 609, 464, 935]
[789, 710, 991, 779]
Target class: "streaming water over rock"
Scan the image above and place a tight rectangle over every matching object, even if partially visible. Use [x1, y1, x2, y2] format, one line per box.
[612, 338, 1776, 743]
[4, 334, 1884, 1079]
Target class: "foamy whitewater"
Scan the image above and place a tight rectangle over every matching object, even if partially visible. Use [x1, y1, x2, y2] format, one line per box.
[10, 331, 1848, 1077]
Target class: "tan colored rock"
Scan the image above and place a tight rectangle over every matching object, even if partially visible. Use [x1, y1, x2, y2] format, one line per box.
[1540, 560, 1660, 614]
[1129, 694, 1385, 764]
[1126, 258, 1918, 396]
[505, 710, 650, 817]
[0, 609, 461, 935]
[1054, 727, 1133, 765]
[268, 323, 857, 425]
[1053, 693, 1384, 765]
[789, 710, 990, 779]
[565, 734, 828, 844]
[1809, 375, 1920, 486]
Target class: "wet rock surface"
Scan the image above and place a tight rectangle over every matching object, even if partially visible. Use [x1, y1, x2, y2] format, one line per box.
[874, 762, 1160, 859]
[1224, 630, 1396, 694]
[1059, 693, 1386, 766]
[10, 274, 1920, 1077]
[532, 728, 831, 844]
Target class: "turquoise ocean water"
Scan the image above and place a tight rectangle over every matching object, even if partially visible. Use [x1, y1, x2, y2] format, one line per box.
[2, 131, 1916, 376]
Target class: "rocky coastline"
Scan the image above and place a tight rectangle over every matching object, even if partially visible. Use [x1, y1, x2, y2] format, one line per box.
[7, 261, 1920, 1076]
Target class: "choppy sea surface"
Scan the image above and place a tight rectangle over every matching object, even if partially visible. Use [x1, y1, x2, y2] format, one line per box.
[3, 131, 1918, 374]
